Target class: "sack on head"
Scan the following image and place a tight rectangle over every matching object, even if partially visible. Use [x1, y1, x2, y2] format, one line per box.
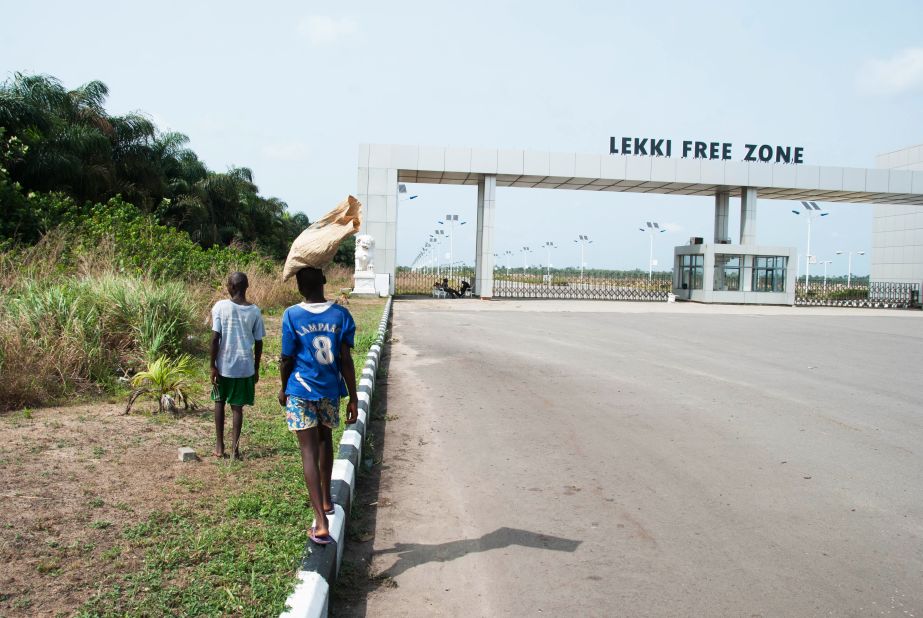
[282, 196, 362, 281]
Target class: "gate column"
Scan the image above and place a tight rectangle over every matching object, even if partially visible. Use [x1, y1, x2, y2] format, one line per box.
[475, 174, 496, 298]
[740, 187, 758, 245]
[714, 191, 729, 243]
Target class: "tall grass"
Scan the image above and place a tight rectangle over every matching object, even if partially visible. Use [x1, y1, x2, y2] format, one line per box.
[0, 275, 203, 411]
[206, 263, 355, 311]
[0, 237, 355, 411]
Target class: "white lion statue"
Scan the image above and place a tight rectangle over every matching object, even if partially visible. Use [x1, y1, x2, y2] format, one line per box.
[354, 234, 374, 273]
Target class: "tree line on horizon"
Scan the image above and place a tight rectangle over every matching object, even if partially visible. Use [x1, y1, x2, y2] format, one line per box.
[0, 72, 322, 260]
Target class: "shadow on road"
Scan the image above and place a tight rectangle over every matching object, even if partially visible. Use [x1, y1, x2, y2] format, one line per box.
[371, 527, 582, 579]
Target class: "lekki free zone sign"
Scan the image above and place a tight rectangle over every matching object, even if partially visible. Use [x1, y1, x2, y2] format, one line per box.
[609, 137, 805, 164]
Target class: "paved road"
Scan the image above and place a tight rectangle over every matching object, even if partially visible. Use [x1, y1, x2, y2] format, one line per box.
[360, 300, 923, 617]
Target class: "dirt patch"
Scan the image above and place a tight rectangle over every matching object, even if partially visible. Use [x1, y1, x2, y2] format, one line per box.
[0, 401, 268, 617]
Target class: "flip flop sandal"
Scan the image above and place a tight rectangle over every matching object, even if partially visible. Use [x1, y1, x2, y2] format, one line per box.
[324, 507, 336, 516]
[309, 526, 333, 546]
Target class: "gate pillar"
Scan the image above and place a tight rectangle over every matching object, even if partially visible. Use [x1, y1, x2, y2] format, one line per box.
[714, 191, 729, 243]
[740, 187, 758, 245]
[475, 174, 497, 298]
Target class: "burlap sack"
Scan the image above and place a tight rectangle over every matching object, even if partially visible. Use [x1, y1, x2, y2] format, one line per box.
[282, 195, 362, 281]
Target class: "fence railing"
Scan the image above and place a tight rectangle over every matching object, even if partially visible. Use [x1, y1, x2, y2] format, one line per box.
[395, 267, 673, 301]
[494, 270, 672, 300]
[395, 268, 477, 297]
[396, 267, 921, 309]
[795, 281, 921, 308]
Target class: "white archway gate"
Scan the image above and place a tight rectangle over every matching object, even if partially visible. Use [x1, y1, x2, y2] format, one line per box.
[356, 143, 923, 300]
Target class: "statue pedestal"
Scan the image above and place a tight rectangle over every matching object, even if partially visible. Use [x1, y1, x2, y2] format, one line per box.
[352, 271, 377, 296]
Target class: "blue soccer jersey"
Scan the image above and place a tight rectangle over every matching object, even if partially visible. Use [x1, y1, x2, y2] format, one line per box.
[281, 301, 356, 400]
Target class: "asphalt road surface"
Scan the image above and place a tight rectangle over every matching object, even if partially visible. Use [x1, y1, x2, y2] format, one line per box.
[359, 300, 923, 617]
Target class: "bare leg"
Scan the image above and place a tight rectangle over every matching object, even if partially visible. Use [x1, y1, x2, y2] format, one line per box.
[318, 424, 334, 513]
[295, 428, 329, 536]
[230, 405, 244, 460]
[214, 400, 226, 457]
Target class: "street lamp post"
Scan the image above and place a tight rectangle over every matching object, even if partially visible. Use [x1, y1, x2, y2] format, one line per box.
[439, 214, 466, 283]
[573, 235, 592, 280]
[427, 235, 437, 274]
[835, 250, 865, 288]
[504, 250, 512, 275]
[791, 201, 829, 287]
[822, 260, 833, 291]
[639, 222, 666, 282]
[521, 246, 531, 270]
[544, 241, 557, 278]
[397, 183, 419, 201]
[434, 229, 446, 277]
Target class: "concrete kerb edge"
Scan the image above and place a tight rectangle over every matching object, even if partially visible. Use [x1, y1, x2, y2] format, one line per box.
[281, 296, 393, 618]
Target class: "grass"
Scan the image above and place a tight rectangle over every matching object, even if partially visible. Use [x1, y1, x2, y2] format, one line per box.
[0, 274, 201, 411]
[0, 237, 355, 412]
[76, 296, 386, 617]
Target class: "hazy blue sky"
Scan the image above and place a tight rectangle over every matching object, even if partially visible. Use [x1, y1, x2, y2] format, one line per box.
[3, 1, 922, 273]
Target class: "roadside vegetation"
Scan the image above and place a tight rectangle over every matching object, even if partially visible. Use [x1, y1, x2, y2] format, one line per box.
[0, 297, 384, 617]
[0, 70, 375, 615]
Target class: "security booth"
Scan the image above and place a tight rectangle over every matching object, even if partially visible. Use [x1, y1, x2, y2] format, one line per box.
[674, 242, 796, 305]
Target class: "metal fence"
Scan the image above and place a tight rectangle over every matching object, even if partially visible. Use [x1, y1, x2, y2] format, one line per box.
[795, 281, 921, 308]
[396, 267, 921, 309]
[494, 269, 672, 300]
[395, 267, 477, 297]
[395, 267, 673, 301]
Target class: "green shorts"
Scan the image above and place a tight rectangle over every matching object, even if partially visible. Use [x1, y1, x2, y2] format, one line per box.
[211, 375, 255, 406]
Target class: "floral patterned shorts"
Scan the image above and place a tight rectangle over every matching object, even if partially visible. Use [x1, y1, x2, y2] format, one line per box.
[285, 396, 339, 431]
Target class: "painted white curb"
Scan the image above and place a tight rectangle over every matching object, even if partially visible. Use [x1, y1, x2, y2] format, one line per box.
[331, 459, 356, 504]
[311, 504, 347, 572]
[340, 429, 363, 462]
[279, 570, 329, 618]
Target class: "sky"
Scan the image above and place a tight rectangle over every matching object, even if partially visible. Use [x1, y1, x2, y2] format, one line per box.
[3, 0, 922, 274]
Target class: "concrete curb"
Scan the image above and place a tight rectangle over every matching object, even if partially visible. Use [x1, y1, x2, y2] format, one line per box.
[281, 296, 393, 618]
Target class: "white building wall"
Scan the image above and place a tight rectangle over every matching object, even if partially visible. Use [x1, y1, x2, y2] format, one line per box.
[873, 144, 923, 283]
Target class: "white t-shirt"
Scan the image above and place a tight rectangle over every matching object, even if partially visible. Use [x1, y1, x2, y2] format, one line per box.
[211, 299, 266, 378]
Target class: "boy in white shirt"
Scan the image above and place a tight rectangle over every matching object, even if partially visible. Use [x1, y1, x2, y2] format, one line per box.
[210, 272, 265, 460]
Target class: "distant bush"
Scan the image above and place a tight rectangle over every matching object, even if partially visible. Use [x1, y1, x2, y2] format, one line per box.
[70, 196, 275, 280]
[827, 288, 867, 301]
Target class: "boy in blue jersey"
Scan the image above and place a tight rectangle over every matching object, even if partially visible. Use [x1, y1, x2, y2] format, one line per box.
[279, 267, 358, 544]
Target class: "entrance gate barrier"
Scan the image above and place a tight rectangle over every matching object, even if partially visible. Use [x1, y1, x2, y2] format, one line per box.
[395, 267, 672, 301]
[396, 266, 920, 308]
[794, 281, 921, 308]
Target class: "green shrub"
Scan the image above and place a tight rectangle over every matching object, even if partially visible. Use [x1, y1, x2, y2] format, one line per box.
[827, 288, 867, 301]
[70, 197, 274, 281]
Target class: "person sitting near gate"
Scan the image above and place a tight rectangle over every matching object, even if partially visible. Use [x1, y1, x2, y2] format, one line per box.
[459, 280, 471, 297]
[441, 278, 461, 298]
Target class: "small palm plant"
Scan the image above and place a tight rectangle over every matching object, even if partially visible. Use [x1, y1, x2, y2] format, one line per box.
[125, 354, 197, 415]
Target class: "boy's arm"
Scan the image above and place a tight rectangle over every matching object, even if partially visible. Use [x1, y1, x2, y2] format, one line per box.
[210, 332, 221, 384]
[340, 342, 358, 424]
[278, 355, 293, 407]
[253, 340, 263, 384]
